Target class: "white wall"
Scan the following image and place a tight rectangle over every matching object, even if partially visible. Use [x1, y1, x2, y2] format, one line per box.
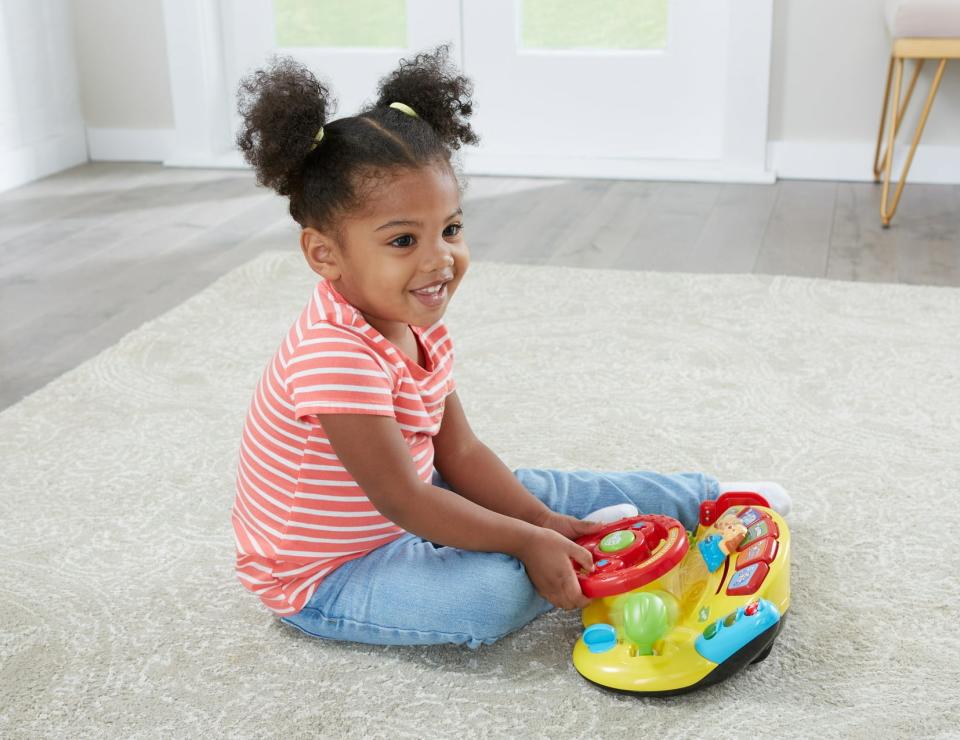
[769, 0, 960, 181]
[0, 0, 87, 192]
[71, 0, 175, 161]
[771, 0, 960, 144]
[12, 0, 960, 185]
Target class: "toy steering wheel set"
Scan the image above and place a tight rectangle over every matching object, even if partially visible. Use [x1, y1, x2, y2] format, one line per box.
[571, 493, 790, 696]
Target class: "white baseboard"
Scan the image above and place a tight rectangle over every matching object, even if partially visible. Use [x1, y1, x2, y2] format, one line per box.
[164, 149, 247, 169]
[161, 148, 779, 184]
[461, 151, 776, 184]
[0, 128, 89, 193]
[769, 140, 960, 184]
[86, 127, 177, 163]
[22, 128, 960, 187]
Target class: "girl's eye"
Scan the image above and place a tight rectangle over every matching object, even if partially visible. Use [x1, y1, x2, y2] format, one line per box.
[389, 223, 464, 249]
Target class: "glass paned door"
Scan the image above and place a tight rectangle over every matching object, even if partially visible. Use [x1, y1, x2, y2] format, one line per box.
[464, 0, 726, 162]
[215, 0, 772, 180]
[221, 0, 459, 142]
[520, 0, 668, 50]
[273, 0, 407, 48]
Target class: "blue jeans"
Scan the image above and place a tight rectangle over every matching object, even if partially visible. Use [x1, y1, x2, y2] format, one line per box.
[280, 467, 719, 649]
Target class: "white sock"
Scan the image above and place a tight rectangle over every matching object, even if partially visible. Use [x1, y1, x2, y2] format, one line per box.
[718, 481, 791, 517]
[584, 502, 639, 524]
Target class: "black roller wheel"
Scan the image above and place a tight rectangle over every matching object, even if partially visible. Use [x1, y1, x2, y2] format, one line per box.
[750, 642, 774, 664]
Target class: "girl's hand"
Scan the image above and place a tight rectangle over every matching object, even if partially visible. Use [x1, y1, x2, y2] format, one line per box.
[515, 527, 596, 610]
[535, 510, 608, 541]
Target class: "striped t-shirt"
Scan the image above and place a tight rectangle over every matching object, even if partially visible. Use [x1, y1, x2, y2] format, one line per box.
[231, 278, 456, 615]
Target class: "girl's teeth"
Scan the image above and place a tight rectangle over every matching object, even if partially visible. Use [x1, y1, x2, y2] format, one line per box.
[412, 282, 447, 307]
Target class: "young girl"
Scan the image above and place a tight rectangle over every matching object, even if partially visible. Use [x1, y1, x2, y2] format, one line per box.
[231, 44, 790, 650]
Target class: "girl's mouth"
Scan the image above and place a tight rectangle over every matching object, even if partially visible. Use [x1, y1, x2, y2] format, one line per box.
[410, 281, 448, 308]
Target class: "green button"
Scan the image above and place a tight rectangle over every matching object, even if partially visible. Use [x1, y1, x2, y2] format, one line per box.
[742, 521, 770, 547]
[599, 530, 636, 553]
[703, 621, 719, 639]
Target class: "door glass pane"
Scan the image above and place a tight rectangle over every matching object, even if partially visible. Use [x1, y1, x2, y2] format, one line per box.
[520, 0, 667, 50]
[273, 0, 407, 48]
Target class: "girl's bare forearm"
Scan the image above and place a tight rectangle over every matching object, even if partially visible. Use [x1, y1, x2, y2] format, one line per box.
[436, 442, 552, 525]
[384, 482, 542, 558]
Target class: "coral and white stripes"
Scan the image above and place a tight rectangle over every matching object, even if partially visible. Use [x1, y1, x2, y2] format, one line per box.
[232, 280, 455, 615]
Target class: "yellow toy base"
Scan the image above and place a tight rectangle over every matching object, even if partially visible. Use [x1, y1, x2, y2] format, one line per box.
[572, 504, 790, 695]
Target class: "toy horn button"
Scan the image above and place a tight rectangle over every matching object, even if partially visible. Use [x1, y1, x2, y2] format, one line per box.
[599, 530, 638, 553]
[593, 557, 623, 571]
[582, 623, 617, 654]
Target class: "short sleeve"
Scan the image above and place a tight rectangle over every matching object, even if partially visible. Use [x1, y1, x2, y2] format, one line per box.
[434, 327, 457, 397]
[284, 326, 397, 424]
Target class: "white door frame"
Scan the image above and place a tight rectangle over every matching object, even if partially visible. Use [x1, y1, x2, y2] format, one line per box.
[162, 0, 238, 168]
[720, 2, 775, 183]
[162, 0, 774, 182]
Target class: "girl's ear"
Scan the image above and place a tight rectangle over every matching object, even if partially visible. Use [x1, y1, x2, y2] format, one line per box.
[300, 227, 342, 280]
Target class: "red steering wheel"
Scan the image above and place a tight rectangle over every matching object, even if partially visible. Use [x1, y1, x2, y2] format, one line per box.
[574, 515, 689, 598]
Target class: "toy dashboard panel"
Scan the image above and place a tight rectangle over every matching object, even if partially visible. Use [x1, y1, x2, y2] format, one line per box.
[573, 505, 790, 695]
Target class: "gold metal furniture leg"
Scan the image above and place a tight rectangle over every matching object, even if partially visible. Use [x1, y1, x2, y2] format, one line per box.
[874, 58, 925, 181]
[880, 58, 904, 226]
[874, 57, 895, 182]
[880, 58, 948, 227]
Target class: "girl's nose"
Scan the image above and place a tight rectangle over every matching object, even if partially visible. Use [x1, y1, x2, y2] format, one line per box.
[422, 239, 455, 271]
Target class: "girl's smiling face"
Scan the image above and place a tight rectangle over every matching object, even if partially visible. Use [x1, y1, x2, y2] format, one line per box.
[300, 165, 469, 344]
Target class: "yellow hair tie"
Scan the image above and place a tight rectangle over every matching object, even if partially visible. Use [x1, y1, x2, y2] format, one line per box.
[389, 102, 419, 118]
[309, 126, 325, 152]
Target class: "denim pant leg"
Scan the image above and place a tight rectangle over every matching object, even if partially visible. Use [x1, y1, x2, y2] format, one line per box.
[511, 468, 720, 532]
[279, 528, 551, 650]
[280, 468, 718, 650]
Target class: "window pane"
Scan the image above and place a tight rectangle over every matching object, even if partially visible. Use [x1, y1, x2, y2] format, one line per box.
[273, 0, 407, 48]
[520, 0, 667, 50]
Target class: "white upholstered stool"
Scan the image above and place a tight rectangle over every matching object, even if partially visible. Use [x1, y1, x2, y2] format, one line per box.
[873, 0, 960, 226]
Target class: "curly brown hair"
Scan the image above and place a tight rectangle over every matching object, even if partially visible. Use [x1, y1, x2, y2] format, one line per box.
[235, 43, 478, 241]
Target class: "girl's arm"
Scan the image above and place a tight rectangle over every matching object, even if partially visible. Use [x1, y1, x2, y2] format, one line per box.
[318, 410, 595, 609]
[433, 391, 553, 526]
[316, 411, 539, 557]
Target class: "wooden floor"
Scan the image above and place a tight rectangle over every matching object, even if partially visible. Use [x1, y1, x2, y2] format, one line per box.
[1, 162, 958, 410]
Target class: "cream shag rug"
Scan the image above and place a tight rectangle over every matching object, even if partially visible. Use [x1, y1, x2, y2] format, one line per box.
[2, 253, 959, 739]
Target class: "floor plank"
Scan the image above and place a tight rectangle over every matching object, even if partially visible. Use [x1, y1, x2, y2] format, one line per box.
[893, 183, 960, 286]
[689, 184, 779, 274]
[612, 182, 722, 272]
[463, 178, 571, 261]
[754, 181, 838, 278]
[545, 180, 660, 269]
[1, 163, 958, 410]
[0, 163, 154, 248]
[828, 182, 900, 283]
[486, 179, 612, 265]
